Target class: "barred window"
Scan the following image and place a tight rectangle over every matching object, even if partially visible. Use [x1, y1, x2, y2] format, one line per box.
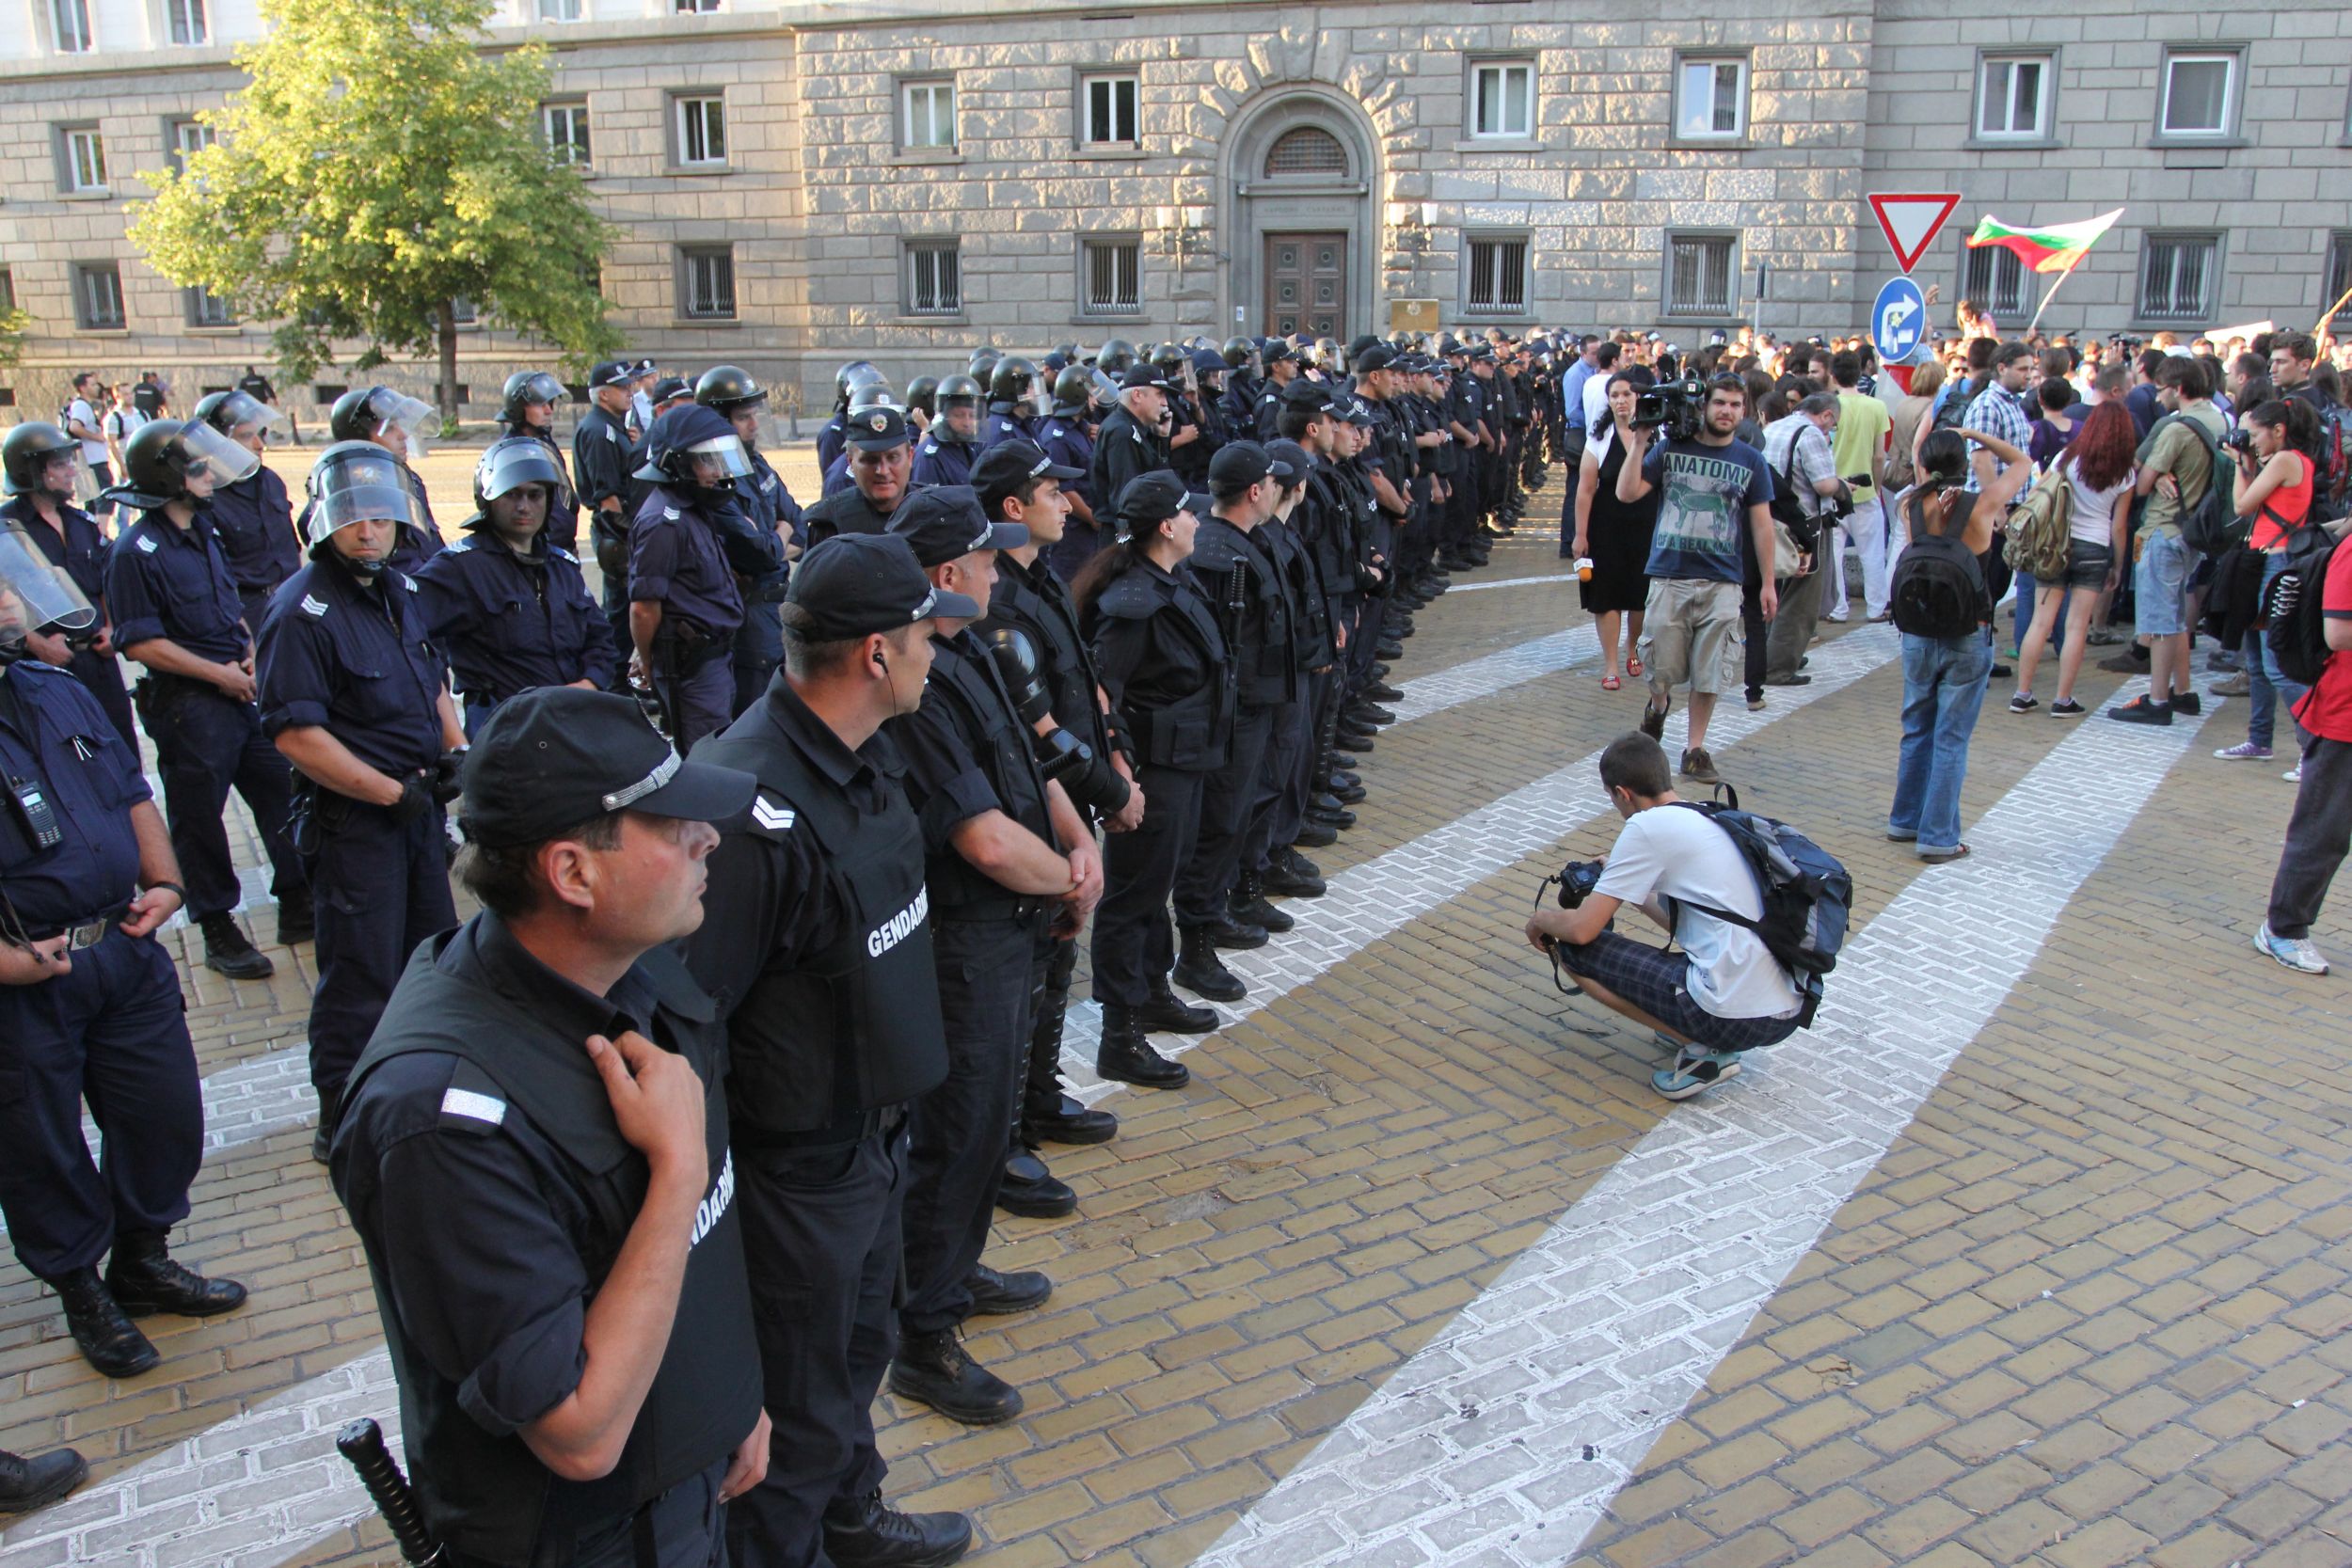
[679, 246, 736, 320]
[1081, 237, 1140, 315]
[1665, 234, 1737, 316]
[1264, 126, 1346, 176]
[2138, 235, 2218, 323]
[1463, 238, 1528, 314]
[1963, 245, 2026, 318]
[906, 241, 961, 315]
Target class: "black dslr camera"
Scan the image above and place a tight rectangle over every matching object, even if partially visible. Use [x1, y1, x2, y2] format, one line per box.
[2221, 425, 2257, 455]
[1553, 859, 1606, 909]
[1630, 376, 1706, 442]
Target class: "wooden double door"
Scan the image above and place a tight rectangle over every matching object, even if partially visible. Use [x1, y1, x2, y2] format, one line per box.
[1263, 231, 1346, 340]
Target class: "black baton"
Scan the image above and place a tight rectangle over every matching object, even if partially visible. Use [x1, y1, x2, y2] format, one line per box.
[336, 1418, 448, 1566]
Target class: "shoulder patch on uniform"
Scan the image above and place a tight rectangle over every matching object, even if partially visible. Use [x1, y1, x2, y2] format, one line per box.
[439, 1085, 507, 1126]
[662, 506, 680, 520]
[300, 594, 330, 618]
[750, 793, 797, 833]
[604, 425, 621, 443]
[135, 534, 159, 553]
[403, 576, 420, 592]
[444, 537, 472, 553]
[552, 546, 579, 563]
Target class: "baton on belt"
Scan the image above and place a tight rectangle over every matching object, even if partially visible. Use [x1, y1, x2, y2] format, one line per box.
[336, 1418, 448, 1566]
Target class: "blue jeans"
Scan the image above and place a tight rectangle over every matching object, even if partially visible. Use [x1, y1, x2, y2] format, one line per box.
[1890, 629, 1994, 853]
[2246, 552, 2312, 750]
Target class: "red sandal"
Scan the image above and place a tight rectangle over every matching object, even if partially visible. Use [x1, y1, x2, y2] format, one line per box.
[1626, 655, 1644, 678]
[1601, 673, 1622, 690]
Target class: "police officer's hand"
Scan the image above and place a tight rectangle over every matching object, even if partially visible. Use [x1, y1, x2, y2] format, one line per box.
[719, 1410, 771, 1503]
[586, 1029, 707, 1188]
[213, 660, 259, 705]
[121, 883, 183, 939]
[1065, 841, 1104, 926]
[432, 749, 467, 805]
[1105, 784, 1146, 834]
[387, 774, 437, 822]
[0, 935, 74, 985]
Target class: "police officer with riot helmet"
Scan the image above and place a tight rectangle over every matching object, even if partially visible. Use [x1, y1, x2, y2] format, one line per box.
[1037, 368, 1104, 580]
[905, 374, 941, 429]
[574, 360, 644, 687]
[0, 422, 135, 750]
[817, 361, 886, 476]
[627, 406, 773, 751]
[319, 386, 445, 574]
[413, 439, 612, 738]
[0, 537, 249, 1381]
[192, 389, 303, 645]
[1074, 470, 1226, 1087]
[331, 687, 771, 1568]
[977, 358, 1039, 452]
[688, 532, 974, 1568]
[912, 375, 984, 488]
[803, 405, 918, 546]
[497, 370, 584, 556]
[697, 365, 806, 715]
[258, 440, 467, 1162]
[101, 420, 311, 979]
[1220, 336, 1262, 429]
[882, 490, 1100, 1430]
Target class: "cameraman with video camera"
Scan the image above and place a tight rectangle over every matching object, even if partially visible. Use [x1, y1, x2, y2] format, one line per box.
[1523, 733, 1809, 1100]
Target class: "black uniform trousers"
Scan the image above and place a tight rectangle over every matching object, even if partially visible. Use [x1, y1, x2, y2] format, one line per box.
[1172, 703, 1276, 929]
[69, 648, 137, 752]
[0, 930, 202, 1279]
[1091, 763, 1206, 1007]
[305, 797, 459, 1101]
[1246, 700, 1308, 875]
[1020, 931, 1081, 1139]
[900, 911, 1045, 1337]
[138, 675, 308, 921]
[727, 1119, 907, 1568]
[452, 1458, 729, 1568]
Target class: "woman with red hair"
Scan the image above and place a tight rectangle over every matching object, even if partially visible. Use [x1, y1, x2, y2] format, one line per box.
[2011, 401, 2137, 715]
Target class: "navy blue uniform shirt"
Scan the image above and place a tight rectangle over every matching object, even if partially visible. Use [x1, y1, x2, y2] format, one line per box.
[208, 466, 302, 603]
[413, 524, 614, 704]
[257, 560, 449, 779]
[909, 437, 975, 489]
[104, 506, 252, 661]
[0, 660, 149, 927]
[626, 486, 747, 640]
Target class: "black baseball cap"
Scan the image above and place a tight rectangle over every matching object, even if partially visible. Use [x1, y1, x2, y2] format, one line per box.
[589, 360, 634, 389]
[1354, 345, 1396, 373]
[1114, 470, 1190, 532]
[1336, 399, 1375, 427]
[888, 485, 1028, 565]
[1281, 380, 1334, 410]
[843, 404, 910, 451]
[1263, 341, 1296, 365]
[1206, 440, 1295, 489]
[460, 687, 757, 849]
[971, 439, 1082, 513]
[787, 532, 979, 638]
[653, 376, 692, 404]
[1264, 438, 1315, 480]
[1120, 364, 1177, 392]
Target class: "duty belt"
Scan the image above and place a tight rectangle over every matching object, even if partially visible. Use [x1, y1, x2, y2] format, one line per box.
[26, 904, 127, 948]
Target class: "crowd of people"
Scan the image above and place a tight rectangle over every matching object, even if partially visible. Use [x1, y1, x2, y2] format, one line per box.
[0, 306, 2346, 1562]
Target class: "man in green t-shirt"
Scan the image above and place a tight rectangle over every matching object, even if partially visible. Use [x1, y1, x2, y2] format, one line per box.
[1827, 352, 1892, 621]
[2130, 356, 2227, 716]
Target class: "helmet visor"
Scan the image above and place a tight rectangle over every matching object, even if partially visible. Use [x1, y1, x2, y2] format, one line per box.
[515, 372, 566, 409]
[177, 420, 262, 487]
[476, 440, 573, 508]
[678, 433, 754, 484]
[0, 527, 98, 639]
[208, 390, 291, 444]
[309, 451, 422, 545]
[367, 389, 437, 457]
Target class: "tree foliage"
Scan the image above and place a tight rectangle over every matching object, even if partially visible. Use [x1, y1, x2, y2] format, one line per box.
[0, 307, 28, 372]
[130, 0, 619, 415]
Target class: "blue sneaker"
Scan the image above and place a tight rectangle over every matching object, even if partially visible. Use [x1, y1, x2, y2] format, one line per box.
[1651, 1047, 1743, 1101]
[2255, 924, 2330, 975]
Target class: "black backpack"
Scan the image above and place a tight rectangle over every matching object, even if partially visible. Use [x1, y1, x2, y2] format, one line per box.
[2265, 527, 2346, 688]
[1889, 525, 1989, 641]
[1671, 786, 1853, 1029]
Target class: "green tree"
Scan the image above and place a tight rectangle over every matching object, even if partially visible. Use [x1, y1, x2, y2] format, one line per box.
[131, 0, 619, 421]
[0, 306, 28, 372]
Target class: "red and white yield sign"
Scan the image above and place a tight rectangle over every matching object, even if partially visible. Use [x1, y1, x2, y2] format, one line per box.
[1867, 192, 1963, 275]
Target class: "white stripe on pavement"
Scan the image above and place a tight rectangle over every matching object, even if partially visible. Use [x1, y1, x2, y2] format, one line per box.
[1435, 574, 1574, 594]
[1192, 682, 2217, 1568]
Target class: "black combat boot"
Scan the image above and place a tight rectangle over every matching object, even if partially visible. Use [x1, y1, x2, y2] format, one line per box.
[1136, 977, 1217, 1034]
[889, 1329, 1023, 1425]
[821, 1487, 974, 1568]
[1097, 1006, 1193, 1089]
[42, 1268, 158, 1379]
[1230, 872, 1294, 934]
[1171, 927, 1246, 1003]
[104, 1232, 248, 1319]
[199, 911, 274, 980]
[0, 1446, 88, 1514]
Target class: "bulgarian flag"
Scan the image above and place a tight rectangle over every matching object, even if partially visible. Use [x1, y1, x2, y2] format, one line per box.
[1966, 209, 2125, 274]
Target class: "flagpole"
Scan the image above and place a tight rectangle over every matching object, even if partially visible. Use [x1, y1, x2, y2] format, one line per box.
[2026, 248, 2091, 337]
[2316, 280, 2352, 338]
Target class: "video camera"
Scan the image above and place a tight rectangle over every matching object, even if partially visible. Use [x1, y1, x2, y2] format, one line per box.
[1629, 376, 1707, 442]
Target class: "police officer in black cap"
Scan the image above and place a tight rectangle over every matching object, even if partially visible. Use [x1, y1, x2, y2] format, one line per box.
[102, 420, 311, 978]
[977, 357, 1039, 452]
[331, 686, 771, 1568]
[496, 370, 584, 557]
[911, 375, 983, 488]
[972, 440, 1133, 1207]
[697, 366, 805, 716]
[884, 488, 1099, 1428]
[0, 420, 136, 749]
[192, 388, 305, 643]
[686, 531, 975, 1568]
[1073, 470, 1227, 1085]
[817, 362, 887, 476]
[1090, 364, 1174, 524]
[414, 438, 613, 737]
[628, 405, 773, 750]
[575, 360, 644, 685]
[258, 440, 466, 1161]
[804, 404, 918, 546]
[1253, 341, 1302, 440]
[0, 537, 248, 1380]
[319, 386, 444, 574]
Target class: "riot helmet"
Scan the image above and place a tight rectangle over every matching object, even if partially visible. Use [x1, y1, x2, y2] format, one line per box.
[0, 525, 98, 657]
[1049, 365, 1094, 419]
[989, 356, 1038, 406]
[634, 404, 754, 496]
[1095, 339, 1137, 376]
[473, 436, 573, 514]
[905, 375, 941, 420]
[194, 388, 292, 449]
[847, 381, 898, 416]
[501, 371, 567, 432]
[1221, 336, 1257, 372]
[328, 386, 435, 458]
[694, 364, 768, 414]
[304, 440, 424, 578]
[106, 419, 260, 510]
[1, 422, 83, 501]
[834, 359, 882, 409]
[934, 373, 984, 441]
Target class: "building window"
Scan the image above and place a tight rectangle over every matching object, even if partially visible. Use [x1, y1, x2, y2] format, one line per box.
[61, 126, 108, 193]
[1082, 74, 1138, 146]
[184, 285, 233, 327]
[166, 0, 206, 44]
[1464, 236, 1529, 314]
[74, 263, 125, 330]
[902, 80, 955, 150]
[1263, 125, 1347, 176]
[1963, 244, 2026, 319]
[449, 296, 478, 325]
[538, 0, 581, 19]
[904, 240, 961, 315]
[2138, 234, 2219, 323]
[675, 95, 726, 167]
[2158, 50, 2237, 138]
[1674, 55, 1748, 140]
[678, 246, 736, 320]
[0, 268, 15, 313]
[168, 118, 216, 175]
[1080, 237, 1140, 316]
[1664, 234, 1738, 317]
[1470, 61, 1534, 139]
[2328, 233, 2352, 321]
[675, 0, 721, 12]
[1977, 55, 2052, 139]
[51, 0, 91, 53]
[543, 102, 591, 169]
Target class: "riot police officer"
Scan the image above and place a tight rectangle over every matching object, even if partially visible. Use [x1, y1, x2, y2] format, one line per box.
[0, 537, 247, 1379]
[0, 421, 135, 748]
[912, 374, 984, 487]
[102, 420, 311, 976]
[803, 404, 917, 546]
[321, 386, 444, 574]
[1220, 337, 1262, 430]
[193, 389, 304, 643]
[884, 490, 1099, 1429]
[697, 365, 804, 715]
[258, 440, 466, 1161]
[816, 360, 886, 476]
[496, 370, 583, 556]
[977, 357, 1039, 452]
[413, 438, 612, 736]
[905, 374, 941, 428]
[1073, 470, 1226, 1087]
[1253, 341, 1301, 440]
[688, 533, 975, 1568]
[1091, 365, 1174, 520]
[575, 360, 644, 685]
[628, 406, 770, 751]
[332, 687, 769, 1568]
[1037, 368, 1104, 581]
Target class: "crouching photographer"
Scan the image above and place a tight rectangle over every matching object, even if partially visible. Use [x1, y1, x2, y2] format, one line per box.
[1523, 733, 1837, 1101]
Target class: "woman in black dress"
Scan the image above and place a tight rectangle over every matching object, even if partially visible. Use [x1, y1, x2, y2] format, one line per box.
[1569, 369, 1659, 689]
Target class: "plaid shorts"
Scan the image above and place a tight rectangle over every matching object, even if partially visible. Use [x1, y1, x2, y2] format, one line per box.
[1558, 929, 1804, 1052]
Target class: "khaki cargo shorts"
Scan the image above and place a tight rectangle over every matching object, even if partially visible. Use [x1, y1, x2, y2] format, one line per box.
[1638, 577, 1744, 699]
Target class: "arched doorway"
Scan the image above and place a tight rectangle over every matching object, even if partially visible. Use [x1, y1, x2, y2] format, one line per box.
[1222, 90, 1378, 341]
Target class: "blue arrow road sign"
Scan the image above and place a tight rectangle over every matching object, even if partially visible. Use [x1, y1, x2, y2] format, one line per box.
[1871, 276, 1928, 365]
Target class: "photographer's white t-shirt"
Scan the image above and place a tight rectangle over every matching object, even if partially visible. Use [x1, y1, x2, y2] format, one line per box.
[1591, 804, 1804, 1021]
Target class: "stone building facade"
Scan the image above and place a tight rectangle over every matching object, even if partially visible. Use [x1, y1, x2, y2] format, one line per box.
[0, 0, 2346, 422]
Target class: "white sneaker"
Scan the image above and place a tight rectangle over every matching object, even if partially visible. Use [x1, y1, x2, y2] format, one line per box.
[2255, 924, 2330, 975]
[2285, 763, 2303, 784]
[1824, 608, 1851, 624]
